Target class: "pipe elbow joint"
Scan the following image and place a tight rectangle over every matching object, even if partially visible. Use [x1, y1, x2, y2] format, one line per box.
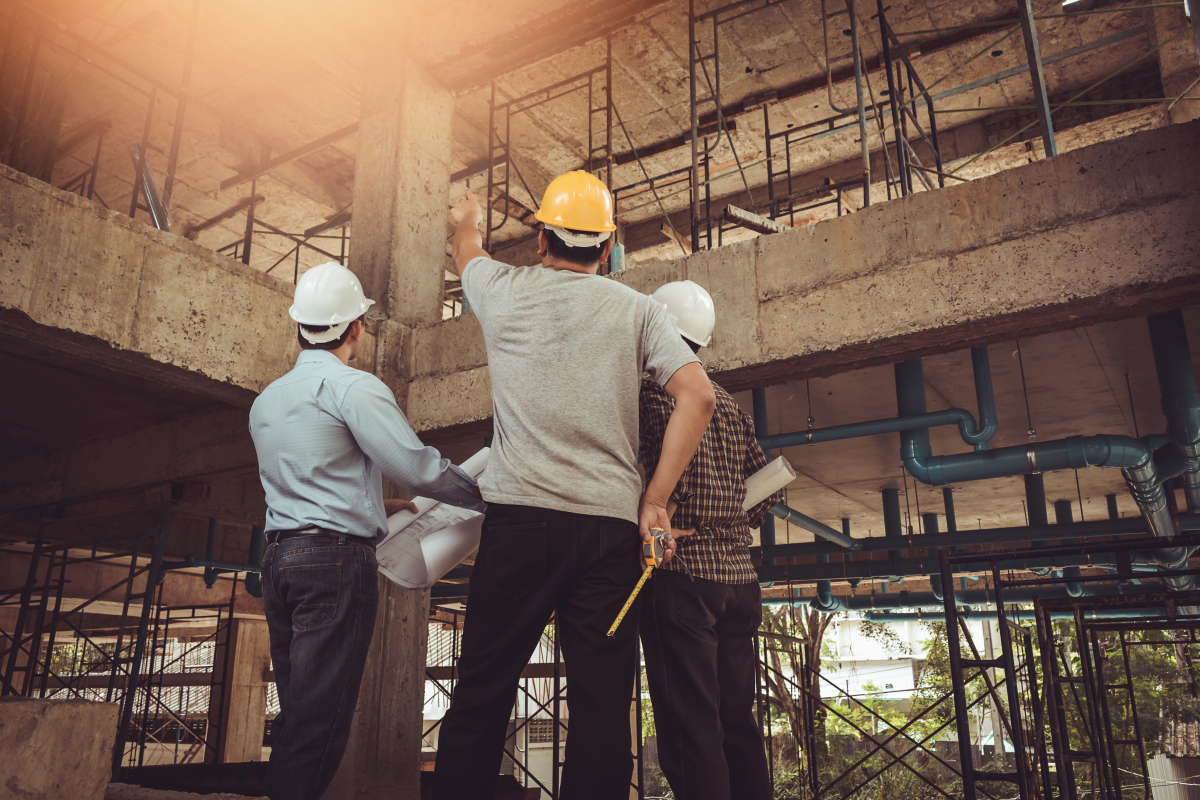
[902, 443, 945, 485]
[810, 593, 843, 614]
[245, 573, 264, 599]
[953, 409, 998, 448]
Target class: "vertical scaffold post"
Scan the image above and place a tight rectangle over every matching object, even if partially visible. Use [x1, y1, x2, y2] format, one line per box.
[1016, 0, 1058, 157]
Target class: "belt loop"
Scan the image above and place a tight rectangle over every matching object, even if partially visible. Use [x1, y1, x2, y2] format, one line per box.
[338, 532, 346, 545]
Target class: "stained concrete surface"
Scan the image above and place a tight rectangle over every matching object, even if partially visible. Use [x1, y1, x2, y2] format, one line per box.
[0, 697, 118, 800]
[105, 785, 266, 800]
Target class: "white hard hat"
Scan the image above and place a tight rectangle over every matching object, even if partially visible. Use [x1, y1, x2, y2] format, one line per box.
[651, 280, 715, 348]
[289, 262, 375, 344]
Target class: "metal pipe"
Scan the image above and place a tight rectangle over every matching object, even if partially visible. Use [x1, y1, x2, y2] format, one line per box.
[769, 503, 860, 550]
[754, 389, 777, 566]
[245, 525, 265, 599]
[924, 513, 943, 600]
[751, 513, 1200, 560]
[864, 606, 1167, 622]
[1055, 500, 1084, 596]
[848, 0, 871, 206]
[1016, 0, 1058, 157]
[763, 582, 1158, 611]
[882, 488, 904, 563]
[758, 406, 994, 451]
[897, 358, 1184, 564]
[1148, 310, 1200, 513]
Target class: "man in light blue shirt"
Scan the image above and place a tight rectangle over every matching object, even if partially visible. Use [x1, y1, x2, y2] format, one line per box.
[250, 262, 483, 800]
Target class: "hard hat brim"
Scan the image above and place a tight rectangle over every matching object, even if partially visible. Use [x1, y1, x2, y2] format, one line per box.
[534, 208, 617, 233]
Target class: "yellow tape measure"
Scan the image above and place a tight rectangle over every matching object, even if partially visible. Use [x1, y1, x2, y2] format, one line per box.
[606, 529, 669, 639]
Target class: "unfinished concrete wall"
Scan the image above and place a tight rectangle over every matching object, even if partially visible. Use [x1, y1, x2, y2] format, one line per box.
[403, 119, 1200, 441]
[3, 122, 1197, 449]
[0, 697, 118, 800]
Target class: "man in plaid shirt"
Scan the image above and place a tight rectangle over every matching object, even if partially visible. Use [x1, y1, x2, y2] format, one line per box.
[639, 280, 783, 800]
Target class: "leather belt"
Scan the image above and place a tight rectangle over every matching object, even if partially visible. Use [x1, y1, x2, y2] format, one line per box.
[265, 528, 374, 548]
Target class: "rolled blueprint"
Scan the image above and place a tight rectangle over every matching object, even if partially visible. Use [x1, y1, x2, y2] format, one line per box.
[377, 447, 489, 589]
[742, 455, 796, 510]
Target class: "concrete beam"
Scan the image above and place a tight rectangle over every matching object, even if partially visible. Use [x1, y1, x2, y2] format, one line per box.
[417, 0, 670, 93]
[0, 165, 299, 407]
[403, 120, 1200, 441]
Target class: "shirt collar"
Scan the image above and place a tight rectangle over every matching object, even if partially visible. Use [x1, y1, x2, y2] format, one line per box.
[296, 350, 344, 367]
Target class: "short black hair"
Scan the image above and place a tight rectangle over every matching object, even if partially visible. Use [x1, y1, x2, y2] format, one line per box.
[683, 336, 702, 354]
[544, 226, 607, 266]
[298, 317, 361, 351]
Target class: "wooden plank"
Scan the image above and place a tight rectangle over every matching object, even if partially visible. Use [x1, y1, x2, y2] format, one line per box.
[660, 222, 693, 254]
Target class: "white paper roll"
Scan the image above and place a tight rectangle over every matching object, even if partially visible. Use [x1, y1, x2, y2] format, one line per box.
[743, 456, 796, 510]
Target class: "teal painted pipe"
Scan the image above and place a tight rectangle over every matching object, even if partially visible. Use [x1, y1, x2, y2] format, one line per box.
[1148, 310, 1200, 513]
[770, 503, 860, 550]
[757, 345, 997, 452]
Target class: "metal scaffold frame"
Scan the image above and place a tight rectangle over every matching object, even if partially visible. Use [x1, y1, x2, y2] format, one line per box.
[484, 39, 614, 254]
[424, 606, 647, 799]
[0, 516, 264, 780]
[942, 534, 1200, 800]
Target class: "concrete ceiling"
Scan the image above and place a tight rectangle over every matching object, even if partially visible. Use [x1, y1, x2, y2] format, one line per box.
[4, 0, 1196, 574]
[433, 307, 1200, 547]
[0, 339, 220, 460]
[14, 0, 1178, 283]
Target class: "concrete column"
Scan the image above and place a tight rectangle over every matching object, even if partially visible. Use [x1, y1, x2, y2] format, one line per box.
[351, 6, 455, 328]
[206, 618, 270, 763]
[1148, 3, 1200, 124]
[330, 8, 451, 797]
[328, 581, 430, 799]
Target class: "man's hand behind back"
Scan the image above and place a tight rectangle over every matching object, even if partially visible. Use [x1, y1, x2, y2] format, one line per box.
[638, 495, 677, 566]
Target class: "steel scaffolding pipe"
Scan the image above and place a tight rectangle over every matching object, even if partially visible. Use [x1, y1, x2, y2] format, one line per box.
[750, 512, 1200, 560]
[763, 582, 1162, 612]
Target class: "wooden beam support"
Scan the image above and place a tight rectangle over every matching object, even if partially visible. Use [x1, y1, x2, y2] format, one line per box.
[660, 222, 693, 254]
[219, 122, 359, 191]
[723, 204, 788, 235]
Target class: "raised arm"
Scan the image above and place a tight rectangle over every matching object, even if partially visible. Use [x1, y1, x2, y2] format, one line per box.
[450, 191, 490, 278]
[341, 378, 484, 511]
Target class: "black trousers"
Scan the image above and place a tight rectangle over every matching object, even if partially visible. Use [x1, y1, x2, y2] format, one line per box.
[261, 534, 379, 800]
[432, 504, 643, 800]
[640, 569, 771, 800]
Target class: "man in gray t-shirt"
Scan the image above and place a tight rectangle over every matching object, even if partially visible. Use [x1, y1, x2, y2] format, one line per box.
[433, 171, 716, 800]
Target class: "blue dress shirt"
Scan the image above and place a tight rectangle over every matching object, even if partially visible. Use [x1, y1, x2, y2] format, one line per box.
[249, 350, 484, 538]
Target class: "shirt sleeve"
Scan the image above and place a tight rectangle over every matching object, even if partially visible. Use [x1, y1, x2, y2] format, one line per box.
[461, 256, 504, 316]
[742, 408, 783, 528]
[340, 377, 486, 512]
[641, 300, 700, 388]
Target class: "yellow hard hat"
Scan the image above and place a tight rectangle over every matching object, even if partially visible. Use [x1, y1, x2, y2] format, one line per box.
[534, 170, 617, 233]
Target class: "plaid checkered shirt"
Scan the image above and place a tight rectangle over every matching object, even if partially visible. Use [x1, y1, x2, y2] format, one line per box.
[639, 374, 782, 585]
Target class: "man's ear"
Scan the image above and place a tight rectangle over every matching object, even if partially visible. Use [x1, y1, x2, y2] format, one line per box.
[600, 237, 614, 262]
[537, 230, 549, 258]
[350, 319, 364, 342]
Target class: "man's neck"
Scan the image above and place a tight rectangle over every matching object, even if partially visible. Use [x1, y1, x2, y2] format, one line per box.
[541, 256, 599, 275]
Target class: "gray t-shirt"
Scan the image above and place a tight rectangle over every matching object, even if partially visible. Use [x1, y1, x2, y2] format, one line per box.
[463, 256, 699, 523]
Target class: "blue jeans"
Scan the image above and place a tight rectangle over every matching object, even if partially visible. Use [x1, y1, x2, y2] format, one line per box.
[262, 534, 379, 800]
